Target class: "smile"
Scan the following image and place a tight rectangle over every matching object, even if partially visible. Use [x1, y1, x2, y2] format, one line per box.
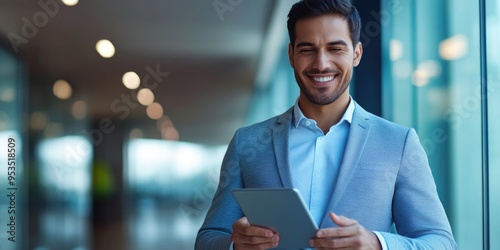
[306, 74, 338, 86]
[312, 76, 334, 83]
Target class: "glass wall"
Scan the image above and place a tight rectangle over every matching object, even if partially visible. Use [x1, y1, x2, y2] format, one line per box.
[32, 136, 92, 249]
[382, 0, 482, 247]
[0, 45, 26, 249]
[382, 0, 498, 248]
[27, 75, 93, 250]
[248, 45, 298, 124]
[124, 138, 226, 249]
[486, 0, 500, 249]
[1, 36, 93, 250]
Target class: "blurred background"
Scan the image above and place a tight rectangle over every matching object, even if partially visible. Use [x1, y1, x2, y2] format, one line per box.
[0, 0, 499, 249]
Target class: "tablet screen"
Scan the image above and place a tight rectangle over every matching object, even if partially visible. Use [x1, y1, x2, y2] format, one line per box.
[232, 188, 318, 249]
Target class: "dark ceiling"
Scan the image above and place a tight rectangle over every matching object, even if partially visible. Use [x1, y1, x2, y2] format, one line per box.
[0, 0, 281, 145]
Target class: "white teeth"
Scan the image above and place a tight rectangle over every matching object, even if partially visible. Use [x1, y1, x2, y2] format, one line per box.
[313, 76, 334, 82]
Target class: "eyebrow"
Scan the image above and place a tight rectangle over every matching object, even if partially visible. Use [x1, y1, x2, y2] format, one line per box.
[295, 40, 349, 48]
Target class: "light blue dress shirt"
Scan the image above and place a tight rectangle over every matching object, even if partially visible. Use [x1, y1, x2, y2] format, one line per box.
[289, 97, 387, 250]
[289, 98, 354, 225]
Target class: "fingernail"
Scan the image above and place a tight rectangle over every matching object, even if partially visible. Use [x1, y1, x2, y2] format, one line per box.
[316, 231, 323, 237]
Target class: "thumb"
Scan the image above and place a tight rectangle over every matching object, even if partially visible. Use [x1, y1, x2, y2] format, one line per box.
[240, 216, 250, 225]
[233, 217, 251, 232]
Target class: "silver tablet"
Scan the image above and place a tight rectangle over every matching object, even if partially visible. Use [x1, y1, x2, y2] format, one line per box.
[232, 188, 318, 249]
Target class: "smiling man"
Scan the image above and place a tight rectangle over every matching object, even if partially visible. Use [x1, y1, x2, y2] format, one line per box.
[196, 0, 457, 249]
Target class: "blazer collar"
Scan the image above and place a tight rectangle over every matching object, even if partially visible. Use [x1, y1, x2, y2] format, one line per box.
[270, 103, 373, 215]
[272, 108, 294, 188]
[320, 102, 373, 226]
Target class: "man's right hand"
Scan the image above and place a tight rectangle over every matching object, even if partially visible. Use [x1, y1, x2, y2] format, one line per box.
[231, 217, 279, 250]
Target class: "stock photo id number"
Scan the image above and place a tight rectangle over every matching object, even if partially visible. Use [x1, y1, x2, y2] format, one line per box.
[6, 137, 17, 243]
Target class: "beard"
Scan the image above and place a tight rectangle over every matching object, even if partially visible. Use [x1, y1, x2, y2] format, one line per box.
[294, 68, 352, 105]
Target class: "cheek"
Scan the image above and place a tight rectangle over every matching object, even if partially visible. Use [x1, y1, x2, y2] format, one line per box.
[293, 54, 314, 66]
[336, 59, 354, 71]
[293, 57, 306, 70]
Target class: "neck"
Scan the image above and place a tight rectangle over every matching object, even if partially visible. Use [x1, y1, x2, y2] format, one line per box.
[298, 93, 350, 134]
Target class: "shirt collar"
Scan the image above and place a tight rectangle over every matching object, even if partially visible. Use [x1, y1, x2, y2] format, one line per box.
[293, 96, 355, 128]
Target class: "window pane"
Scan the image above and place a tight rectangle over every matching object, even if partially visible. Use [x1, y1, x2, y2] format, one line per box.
[382, 0, 482, 248]
[34, 136, 93, 249]
[125, 139, 226, 249]
[0, 47, 25, 250]
[487, 0, 500, 248]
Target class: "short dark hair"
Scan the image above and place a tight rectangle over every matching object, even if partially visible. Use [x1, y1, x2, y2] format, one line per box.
[287, 0, 361, 47]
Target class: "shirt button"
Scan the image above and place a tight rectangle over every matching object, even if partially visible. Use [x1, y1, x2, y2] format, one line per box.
[305, 120, 311, 126]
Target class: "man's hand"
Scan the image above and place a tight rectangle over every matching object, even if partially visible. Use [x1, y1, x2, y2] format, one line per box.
[309, 212, 382, 250]
[231, 217, 279, 250]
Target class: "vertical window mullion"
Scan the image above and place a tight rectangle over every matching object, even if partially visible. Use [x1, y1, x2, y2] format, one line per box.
[479, 0, 490, 248]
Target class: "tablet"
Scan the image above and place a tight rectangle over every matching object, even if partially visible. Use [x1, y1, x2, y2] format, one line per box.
[232, 188, 318, 249]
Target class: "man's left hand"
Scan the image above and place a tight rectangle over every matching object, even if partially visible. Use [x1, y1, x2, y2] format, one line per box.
[309, 212, 382, 250]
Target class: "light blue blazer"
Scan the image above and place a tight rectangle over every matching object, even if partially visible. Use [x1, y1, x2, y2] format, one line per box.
[196, 103, 457, 249]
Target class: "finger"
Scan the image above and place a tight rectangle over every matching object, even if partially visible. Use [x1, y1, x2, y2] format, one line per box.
[316, 224, 364, 239]
[233, 217, 274, 237]
[311, 232, 380, 250]
[315, 214, 360, 238]
[310, 236, 353, 249]
[329, 212, 357, 227]
[232, 231, 279, 245]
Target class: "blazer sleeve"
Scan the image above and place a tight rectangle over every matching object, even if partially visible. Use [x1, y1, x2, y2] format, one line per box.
[380, 128, 457, 249]
[195, 130, 244, 250]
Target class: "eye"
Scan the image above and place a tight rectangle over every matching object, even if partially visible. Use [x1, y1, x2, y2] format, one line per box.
[329, 47, 342, 51]
[299, 48, 315, 54]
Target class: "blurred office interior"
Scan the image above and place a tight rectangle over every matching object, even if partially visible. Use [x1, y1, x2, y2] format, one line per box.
[0, 0, 499, 249]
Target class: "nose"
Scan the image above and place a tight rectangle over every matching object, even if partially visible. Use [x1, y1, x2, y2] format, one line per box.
[312, 51, 330, 72]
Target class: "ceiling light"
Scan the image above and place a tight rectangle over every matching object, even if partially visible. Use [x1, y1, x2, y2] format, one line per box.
[412, 69, 430, 87]
[161, 127, 179, 141]
[96, 39, 115, 58]
[146, 102, 164, 120]
[62, 0, 79, 6]
[53, 80, 72, 100]
[72, 100, 87, 120]
[439, 34, 468, 60]
[390, 39, 404, 61]
[156, 116, 174, 131]
[122, 71, 141, 89]
[137, 88, 154, 106]
[417, 60, 441, 78]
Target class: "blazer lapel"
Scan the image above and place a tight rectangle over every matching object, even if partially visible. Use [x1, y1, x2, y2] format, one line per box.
[320, 103, 372, 226]
[272, 108, 294, 188]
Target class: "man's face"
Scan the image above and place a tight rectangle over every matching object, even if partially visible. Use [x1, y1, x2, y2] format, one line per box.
[288, 14, 362, 106]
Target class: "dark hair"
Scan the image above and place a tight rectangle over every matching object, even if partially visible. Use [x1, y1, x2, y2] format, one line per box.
[287, 0, 361, 47]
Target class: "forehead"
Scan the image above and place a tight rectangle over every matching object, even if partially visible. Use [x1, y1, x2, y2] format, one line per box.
[294, 14, 352, 46]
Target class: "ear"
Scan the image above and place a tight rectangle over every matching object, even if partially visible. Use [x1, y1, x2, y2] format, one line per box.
[353, 42, 363, 67]
[288, 43, 294, 68]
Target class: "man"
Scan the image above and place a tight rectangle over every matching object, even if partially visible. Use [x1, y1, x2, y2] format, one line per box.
[196, 0, 457, 249]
